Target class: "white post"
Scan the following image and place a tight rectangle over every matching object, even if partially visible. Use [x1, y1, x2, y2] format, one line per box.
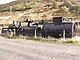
[72, 22, 75, 37]
[0, 27, 2, 34]
[10, 6, 12, 14]
[35, 29, 37, 38]
[63, 30, 65, 41]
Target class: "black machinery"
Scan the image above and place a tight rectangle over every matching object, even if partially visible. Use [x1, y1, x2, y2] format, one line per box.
[1, 16, 76, 38]
[42, 17, 75, 38]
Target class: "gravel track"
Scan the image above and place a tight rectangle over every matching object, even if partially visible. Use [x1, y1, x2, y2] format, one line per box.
[0, 37, 80, 60]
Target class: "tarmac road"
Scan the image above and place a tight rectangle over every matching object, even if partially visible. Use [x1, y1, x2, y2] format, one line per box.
[0, 37, 80, 60]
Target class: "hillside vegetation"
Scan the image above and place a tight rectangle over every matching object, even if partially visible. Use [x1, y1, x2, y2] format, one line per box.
[0, 0, 80, 25]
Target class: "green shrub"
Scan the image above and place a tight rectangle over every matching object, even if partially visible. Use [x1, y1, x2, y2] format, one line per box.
[65, 1, 80, 16]
[60, 6, 69, 13]
[52, 0, 58, 9]
[58, 6, 72, 16]
[13, 4, 26, 11]
[12, 2, 35, 11]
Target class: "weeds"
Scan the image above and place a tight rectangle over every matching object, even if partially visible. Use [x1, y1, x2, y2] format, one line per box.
[1, 34, 80, 45]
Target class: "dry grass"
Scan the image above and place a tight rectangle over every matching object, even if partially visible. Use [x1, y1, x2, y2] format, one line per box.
[1, 33, 80, 45]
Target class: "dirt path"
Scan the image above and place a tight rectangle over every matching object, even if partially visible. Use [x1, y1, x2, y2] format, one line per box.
[0, 37, 80, 60]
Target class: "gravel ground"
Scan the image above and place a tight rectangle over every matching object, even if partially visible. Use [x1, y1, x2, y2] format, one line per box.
[0, 37, 80, 60]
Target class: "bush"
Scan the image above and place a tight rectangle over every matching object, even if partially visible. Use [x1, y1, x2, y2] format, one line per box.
[65, 1, 80, 16]
[59, 6, 69, 13]
[58, 6, 73, 16]
[12, 2, 35, 11]
[13, 4, 26, 11]
[74, 6, 80, 13]
[52, 0, 58, 9]
[69, 5, 80, 16]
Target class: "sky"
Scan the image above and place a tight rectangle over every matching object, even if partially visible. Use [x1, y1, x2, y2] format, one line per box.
[0, 0, 15, 4]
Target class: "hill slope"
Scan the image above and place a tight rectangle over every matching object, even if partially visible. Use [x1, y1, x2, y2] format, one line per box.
[0, 0, 80, 25]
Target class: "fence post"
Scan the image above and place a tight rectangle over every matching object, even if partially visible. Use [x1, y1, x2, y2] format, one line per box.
[63, 30, 65, 41]
[35, 29, 37, 38]
[0, 27, 2, 34]
[10, 6, 12, 14]
[72, 22, 75, 37]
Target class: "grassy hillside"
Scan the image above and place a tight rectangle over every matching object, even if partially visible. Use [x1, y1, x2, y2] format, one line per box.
[0, 0, 79, 11]
[0, 0, 80, 25]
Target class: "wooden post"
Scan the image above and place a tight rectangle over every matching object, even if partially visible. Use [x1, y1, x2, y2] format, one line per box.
[35, 29, 37, 38]
[63, 30, 65, 41]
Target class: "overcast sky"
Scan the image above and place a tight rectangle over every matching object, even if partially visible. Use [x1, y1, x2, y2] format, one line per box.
[0, 0, 15, 4]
